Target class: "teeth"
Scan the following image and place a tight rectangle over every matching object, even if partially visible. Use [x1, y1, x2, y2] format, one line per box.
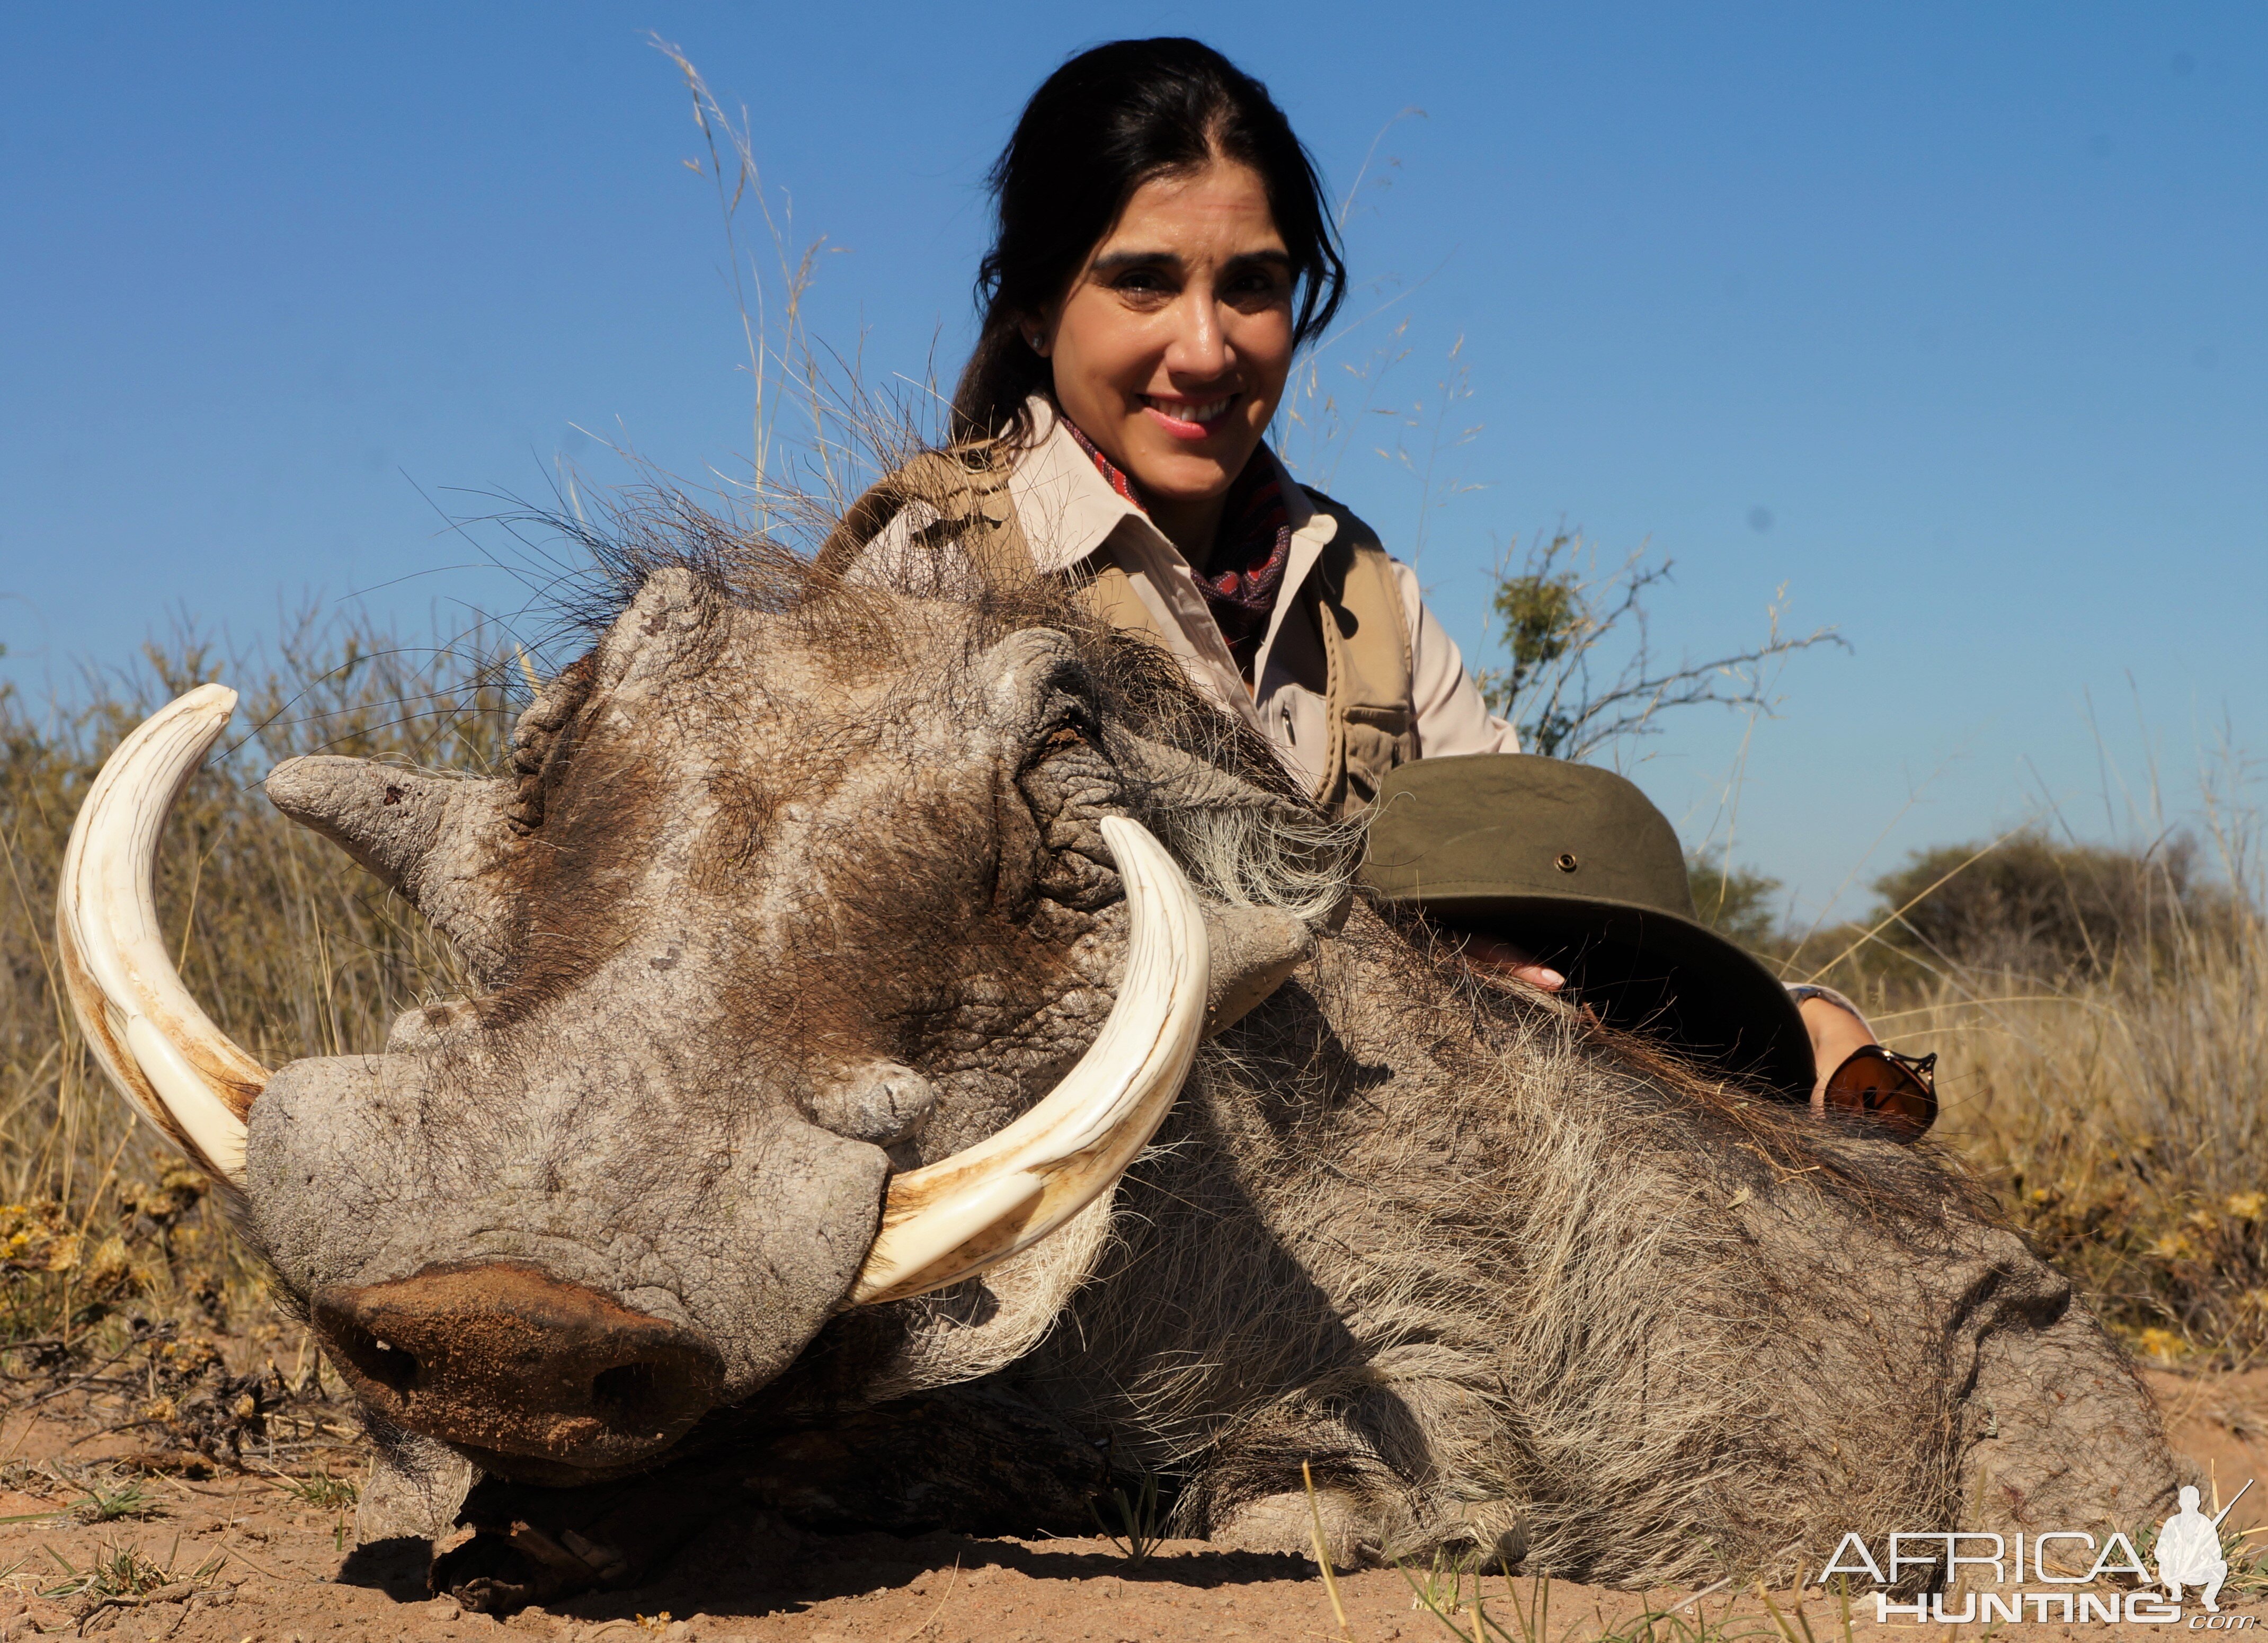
[1150, 396, 1232, 424]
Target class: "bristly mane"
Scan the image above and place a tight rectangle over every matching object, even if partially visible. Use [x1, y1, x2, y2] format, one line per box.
[526, 477, 1357, 922]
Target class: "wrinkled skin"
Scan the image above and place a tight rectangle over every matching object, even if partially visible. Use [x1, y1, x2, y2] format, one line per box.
[252, 575, 1147, 1479]
[234, 553, 2181, 1608]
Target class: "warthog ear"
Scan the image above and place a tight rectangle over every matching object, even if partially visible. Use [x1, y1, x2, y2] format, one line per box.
[1202, 901, 1314, 1035]
[264, 759, 520, 984]
[597, 565, 728, 689]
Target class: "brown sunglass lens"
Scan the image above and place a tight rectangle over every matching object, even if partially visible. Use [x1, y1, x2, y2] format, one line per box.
[1824, 1047, 1938, 1141]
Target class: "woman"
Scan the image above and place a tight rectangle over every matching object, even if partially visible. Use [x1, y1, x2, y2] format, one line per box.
[841, 38, 1505, 823]
[845, 37, 1921, 1129]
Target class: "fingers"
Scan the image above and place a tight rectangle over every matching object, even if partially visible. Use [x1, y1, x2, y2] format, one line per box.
[1457, 934, 1565, 993]
[1504, 962, 1567, 992]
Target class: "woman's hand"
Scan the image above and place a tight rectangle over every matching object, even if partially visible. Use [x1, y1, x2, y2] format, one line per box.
[1461, 931, 1893, 1119]
[1455, 932, 1566, 993]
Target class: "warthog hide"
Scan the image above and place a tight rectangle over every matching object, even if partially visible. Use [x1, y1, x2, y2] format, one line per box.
[204, 520, 2178, 1601]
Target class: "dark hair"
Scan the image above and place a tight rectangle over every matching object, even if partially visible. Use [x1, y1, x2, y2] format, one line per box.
[951, 38, 1348, 446]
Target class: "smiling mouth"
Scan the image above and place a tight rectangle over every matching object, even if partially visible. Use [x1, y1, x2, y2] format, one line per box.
[1141, 393, 1239, 436]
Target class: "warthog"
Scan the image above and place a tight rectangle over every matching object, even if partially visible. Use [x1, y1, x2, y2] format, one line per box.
[60, 514, 2177, 1606]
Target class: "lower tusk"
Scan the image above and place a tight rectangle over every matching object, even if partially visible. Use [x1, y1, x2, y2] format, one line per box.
[847, 815, 1209, 1307]
[56, 685, 267, 1184]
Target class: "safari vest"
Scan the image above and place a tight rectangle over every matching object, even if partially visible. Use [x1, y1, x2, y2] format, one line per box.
[819, 447, 1417, 816]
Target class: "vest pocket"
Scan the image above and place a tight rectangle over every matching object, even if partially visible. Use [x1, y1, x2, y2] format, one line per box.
[1339, 704, 1417, 809]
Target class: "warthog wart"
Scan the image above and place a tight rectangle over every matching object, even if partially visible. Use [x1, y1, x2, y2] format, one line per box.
[59, 497, 2180, 1605]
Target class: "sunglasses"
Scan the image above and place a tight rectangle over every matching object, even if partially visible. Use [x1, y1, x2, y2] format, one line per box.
[1821, 1045, 1938, 1142]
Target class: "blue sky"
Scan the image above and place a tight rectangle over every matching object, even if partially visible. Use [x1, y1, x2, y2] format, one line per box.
[4, 4, 2262, 922]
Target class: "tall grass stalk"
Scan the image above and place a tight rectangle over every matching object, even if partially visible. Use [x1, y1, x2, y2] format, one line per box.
[1, 616, 511, 1336]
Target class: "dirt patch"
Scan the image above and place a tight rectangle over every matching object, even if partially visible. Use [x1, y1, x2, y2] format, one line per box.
[4, 1370, 2265, 1642]
[2147, 1365, 2268, 1534]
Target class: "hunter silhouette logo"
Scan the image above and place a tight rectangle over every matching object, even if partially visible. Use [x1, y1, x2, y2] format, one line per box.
[2159, 1483, 2246, 1614]
[1815, 1479, 2254, 1626]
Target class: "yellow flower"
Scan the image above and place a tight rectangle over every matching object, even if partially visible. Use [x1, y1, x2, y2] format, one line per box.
[2227, 1192, 2266, 1221]
[82, 1234, 138, 1299]
[0, 1201, 80, 1273]
[2136, 1327, 2186, 1363]
[157, 1338, 221, 1378]
[2149, 1232, 2198, 1262]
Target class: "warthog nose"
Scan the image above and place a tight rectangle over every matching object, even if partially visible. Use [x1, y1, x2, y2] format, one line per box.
[311, 1264, 723, 1474]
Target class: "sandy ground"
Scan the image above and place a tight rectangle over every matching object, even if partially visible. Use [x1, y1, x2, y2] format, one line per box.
[5, 1366, 2266, 1642]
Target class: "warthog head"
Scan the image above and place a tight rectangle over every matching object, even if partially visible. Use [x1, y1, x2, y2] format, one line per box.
[58, 544, 1342, 1483]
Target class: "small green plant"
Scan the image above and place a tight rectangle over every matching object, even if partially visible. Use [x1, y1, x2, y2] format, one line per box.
[1395, 1556, 1528, 1643]
[1403, 1543, 1484, 1619]
[282, 1471, 358, 1511]
[1090, 1464, 1166, 1567]
[39, 1537, 221, 1601]
[73, 1479, 159, 1523]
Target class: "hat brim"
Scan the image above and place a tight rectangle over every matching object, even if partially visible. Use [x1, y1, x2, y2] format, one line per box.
[1411, 891, 1816, 1100]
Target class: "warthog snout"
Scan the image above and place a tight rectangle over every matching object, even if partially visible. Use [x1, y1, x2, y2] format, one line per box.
[312, 1264, 724, 1475]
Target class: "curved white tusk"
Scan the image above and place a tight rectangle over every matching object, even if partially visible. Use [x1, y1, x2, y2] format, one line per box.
[55, 685, 268, 1185]
[847, 815, 1209, 1307]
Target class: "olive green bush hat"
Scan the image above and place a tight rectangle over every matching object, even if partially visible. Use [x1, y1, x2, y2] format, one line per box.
[1360, 754, 1815, 1100]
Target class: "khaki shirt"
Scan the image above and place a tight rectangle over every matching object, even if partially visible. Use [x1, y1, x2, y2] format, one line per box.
[869, 399, 1517, 798]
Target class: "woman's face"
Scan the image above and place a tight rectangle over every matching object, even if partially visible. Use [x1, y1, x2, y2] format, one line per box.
[1036, 158, 1297, 516]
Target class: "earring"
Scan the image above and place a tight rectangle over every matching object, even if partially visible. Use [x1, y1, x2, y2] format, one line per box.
[1024, 331, 1042, 352]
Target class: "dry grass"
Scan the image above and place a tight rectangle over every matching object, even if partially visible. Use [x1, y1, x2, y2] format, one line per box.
[1902, 916, 2268, 1363]
[1787, 804, 2268, 1364]
[1, 617, 508, 1387]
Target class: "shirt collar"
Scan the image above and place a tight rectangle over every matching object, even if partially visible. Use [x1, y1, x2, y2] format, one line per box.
[1005, 395, 1330, 573]
[1006, 398, 1147, 573]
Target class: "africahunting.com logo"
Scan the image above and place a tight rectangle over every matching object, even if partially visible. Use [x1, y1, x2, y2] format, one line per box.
[1816, 1482, 2254, 1627]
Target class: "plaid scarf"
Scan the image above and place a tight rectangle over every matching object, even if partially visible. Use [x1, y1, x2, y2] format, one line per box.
[1064, 424, 1293, 678]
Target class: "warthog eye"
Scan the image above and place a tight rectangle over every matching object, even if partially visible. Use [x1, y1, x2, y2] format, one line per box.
[1040, 723, 1087, 755]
